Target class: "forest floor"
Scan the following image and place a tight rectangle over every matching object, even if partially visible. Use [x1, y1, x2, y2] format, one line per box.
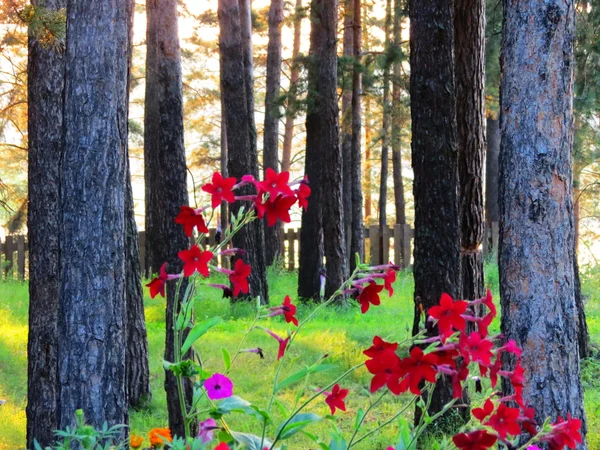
[1, 263, 600, 449]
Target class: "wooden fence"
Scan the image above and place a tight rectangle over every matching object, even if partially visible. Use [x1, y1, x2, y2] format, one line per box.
[0, 222, 500, 280]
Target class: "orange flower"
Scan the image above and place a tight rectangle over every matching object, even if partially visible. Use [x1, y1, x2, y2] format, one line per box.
[148, 427, 172, 447]
[130, 434, 144, 449]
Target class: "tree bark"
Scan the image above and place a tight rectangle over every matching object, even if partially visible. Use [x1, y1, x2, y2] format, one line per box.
[499, 0, 587, 442]
[409, 0, 460, 416]
[484, 116, 500, 256]
[364, 95, 372, 220]
[219, 0, 270, 304]
[391, 0, 406, 228]
[350, 0, 364, 270]
[26, 0, 64, 445]
[379, 0, 391, 229]
[144, 0, 192, 436]
[263, 0, 284, 266]
[58, 0, 129, 431]
[455, 0, 485, 302]
[341, 0, 353, 254]
[281, 0, 303, 173]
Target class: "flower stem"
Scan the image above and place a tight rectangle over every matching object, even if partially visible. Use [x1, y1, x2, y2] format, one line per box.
[347, 391, 387, 447]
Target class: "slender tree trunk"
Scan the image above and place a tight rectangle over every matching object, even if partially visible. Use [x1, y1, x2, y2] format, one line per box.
[455, 0, 485, 302]
[364, 96, 372, 220]
[144, 0, 192, 436]
[263, 0, 284, 266]
[124, 0, 151, 410]
[484, 116, 500, 256]
[409, 0, 460, 416]
[219, 0, 270, 304]
[58, 0, 129, 431]
[350, 0, 364, 269]
[391, 0, 406, 228]
[281, 0, 303, 173]
[573, 172, 589, 358]
[499, 0, 587, 442]
[379, 0, 392, 229]
[341, 0, 354, 254]
[26, 0, 64, 445]
[220, 62, 229, 241]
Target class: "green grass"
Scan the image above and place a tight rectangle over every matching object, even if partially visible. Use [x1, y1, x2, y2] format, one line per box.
[0, 264, 599, 449]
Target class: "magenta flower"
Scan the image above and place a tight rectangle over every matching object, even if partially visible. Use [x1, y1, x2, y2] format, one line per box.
[204, 373, 234, 400]
[198, 418, 218, 444]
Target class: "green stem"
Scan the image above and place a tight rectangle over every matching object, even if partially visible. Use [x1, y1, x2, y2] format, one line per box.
[347, 391, 387, 447]
[349, 397, 418, 448]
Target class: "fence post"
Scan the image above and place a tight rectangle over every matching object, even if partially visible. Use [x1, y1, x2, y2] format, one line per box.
[17, 235, 25, 280]
[369, 225, 380, 264]
[381, 225, 391, 264]
[3, 235, 14, 277]
[288, 229, 296, 271]
[402, 224, 412, 269]
[138, 231, 146, 278]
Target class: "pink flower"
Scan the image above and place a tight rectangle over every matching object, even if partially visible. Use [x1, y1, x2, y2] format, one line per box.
[204, 373, 234, 400]
[261, 327, 291, 360]
[197, 418, 218, 444]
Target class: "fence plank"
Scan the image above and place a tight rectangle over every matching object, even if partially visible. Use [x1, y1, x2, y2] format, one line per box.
[393, 224, 402, 267]
[369, 225, 380, 264]
[288, 229, 296, 271]
[17, 235, 25, 280]
[3, 235, 14, 276]
[402, 224, 412, 269]
[382, 225, 391, 264]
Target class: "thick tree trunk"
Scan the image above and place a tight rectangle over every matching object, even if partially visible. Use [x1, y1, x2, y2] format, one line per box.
[341, 0, 354, 254]
[26, 0, 64, 445]
[455, 0, 485, 302]
[144, 0, 192, 436]
[350, 0, 364, 269]
[263, 0, 284, 266]
[58, 0, 129, 431]
[484, 116, 500, 256]
[409, 0, 460, 416]
[499, 0, 587, 443]
[219, 0, 270, 304]
[311, 0, 348, 297]
[391, 0, 406, 228]
[379, 0, 391, 229]
[281, 0, 303, 173]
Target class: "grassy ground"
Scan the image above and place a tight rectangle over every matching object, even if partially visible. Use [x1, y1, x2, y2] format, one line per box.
[0, 264, 599, 449]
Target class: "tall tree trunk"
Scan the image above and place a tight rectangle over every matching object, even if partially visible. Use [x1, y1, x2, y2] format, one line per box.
[484, 116, 500, 256]
[364, 96, 372, 220]
[219, 0, 270, 304]
[26, 0, 64, 445]
[263, 0, 284, 266]
[341, 0, 354, 254]
[573, 171, 589, 359]
[391, 0, 406, 228]
[281, 0, 303, 173]
[455, 0, 485, 302]
[312, 0, 348, 297]
[220, 59, 229, 241]
[144, 0, 192, 436]
[379, 0, 392, 229]
[350, 0, 364, 269]
[125, 0, 151, 410]
[409, 0, 460, 416]
[58, 0, 129, 431]
[499, 0, 587, 442]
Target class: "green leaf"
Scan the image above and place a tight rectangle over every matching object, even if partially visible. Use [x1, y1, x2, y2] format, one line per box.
[276, 413, 321, 440]
[353, 408, 365, 431]
[231, 431, 273, 450]
[181, 317, 221, 355]
[222, 347, 232, 371]
[275, 367, 310, 392]
[216, 395, 251, 413]
[328, 434, 347, 450]
[273, 398, 288, 417]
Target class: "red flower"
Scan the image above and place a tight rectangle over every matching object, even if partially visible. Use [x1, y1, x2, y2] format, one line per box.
[174, 206, 209, 237]
[520, 406, 538, 435]
[428, 293, 468, 341]
[459, 331, 494, 367]
[472, 398, 495, 422]
[282, 295, 298, 326]
[214, 443, 230, 450]
[363, 336, 399, 359]
[383, 269, 396, 297]
[451, 365, 469, 399]
[357, 281, 385, 314]
[546, 415, 582, 450]
[483, 288, 496, 316]
[295, 180, 311, 209]
[452, 430, 497, 450]
[259, 168, 294, 198]
[324, 384, 348, 415]
[397, 347, 439, 395]
[255, 193, 297, 226]
[433, 347, 459, 368]
[476, 312, 494, 338]
[229, 259, 251, 296]
[485, 403, 522, 439]
[202, 172, 237, 208]
[263, 328, 291, 360]
[146, 262, 169, 299]
[178, 245, 213, 277]
[365, 350, 404, 395]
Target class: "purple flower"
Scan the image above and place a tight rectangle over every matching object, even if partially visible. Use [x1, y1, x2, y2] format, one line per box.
[204, 373, 234, 400]
[198, 418, 218, 444]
